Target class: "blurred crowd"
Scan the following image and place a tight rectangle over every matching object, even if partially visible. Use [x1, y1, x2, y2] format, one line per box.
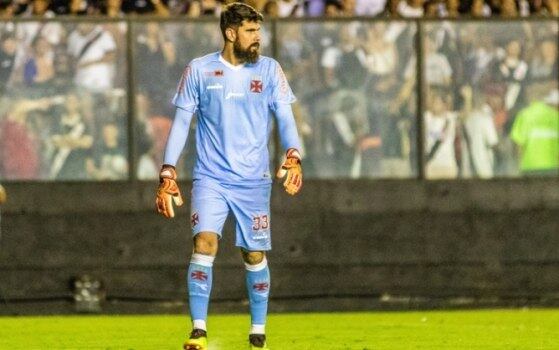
[0, 21, 128, 180]
[277, 20, 558, 178]
[0, 0, 557, 19]
[0, 17, 557, 181]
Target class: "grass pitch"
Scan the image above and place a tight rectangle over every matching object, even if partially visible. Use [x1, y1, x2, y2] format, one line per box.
[0, 309, 557, 349]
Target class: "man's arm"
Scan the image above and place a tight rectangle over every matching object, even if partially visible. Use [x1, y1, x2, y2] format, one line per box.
[274, 103, 301, 153]
[155, 107, 194, 218]
[163, 107, 194, 166]
[274, 104, 303, 195]
[270, 61, 303, 195]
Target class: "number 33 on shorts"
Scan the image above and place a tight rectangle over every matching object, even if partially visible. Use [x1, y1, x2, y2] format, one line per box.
[252, 214, 269, 231]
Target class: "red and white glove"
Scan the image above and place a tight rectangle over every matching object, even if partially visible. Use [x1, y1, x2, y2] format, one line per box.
[155, 165, 184, 218]
[276, 148, 303, 196]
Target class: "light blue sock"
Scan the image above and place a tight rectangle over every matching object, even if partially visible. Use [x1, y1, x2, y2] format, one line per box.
[188, 253, 214, 331]
[245, 257, 270, 334]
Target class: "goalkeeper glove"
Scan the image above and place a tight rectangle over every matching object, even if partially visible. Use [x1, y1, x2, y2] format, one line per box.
[156, 165, 184, 218]
[276, 148, 303, 195]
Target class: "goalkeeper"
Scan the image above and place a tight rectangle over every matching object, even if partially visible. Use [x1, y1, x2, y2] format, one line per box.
[155, 3, 302, 350]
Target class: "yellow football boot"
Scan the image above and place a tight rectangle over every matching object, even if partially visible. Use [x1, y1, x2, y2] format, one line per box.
[183, 329, 207, 350]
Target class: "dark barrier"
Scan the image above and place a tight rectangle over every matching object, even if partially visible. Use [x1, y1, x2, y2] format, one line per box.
[0, 178, 558, 314]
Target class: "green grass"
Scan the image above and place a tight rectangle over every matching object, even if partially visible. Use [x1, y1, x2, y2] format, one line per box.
[0, 309, 558, 349]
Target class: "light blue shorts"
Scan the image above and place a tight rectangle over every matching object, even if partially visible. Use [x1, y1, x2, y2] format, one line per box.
[190, 178, 272, 251]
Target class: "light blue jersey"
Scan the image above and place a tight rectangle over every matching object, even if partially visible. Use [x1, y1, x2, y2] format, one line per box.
[167, 52, 301, 185]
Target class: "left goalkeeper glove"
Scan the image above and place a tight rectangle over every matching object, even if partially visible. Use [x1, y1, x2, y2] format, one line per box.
[156, 165, 184, 218]
[276, 148, 303, 195]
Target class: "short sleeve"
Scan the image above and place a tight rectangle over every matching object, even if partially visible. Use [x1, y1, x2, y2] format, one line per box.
[269, 60, 296, 111]
[172, 62, 199, 113]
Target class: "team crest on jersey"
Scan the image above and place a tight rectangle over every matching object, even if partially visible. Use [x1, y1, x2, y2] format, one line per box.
[250, 76, 263, 93]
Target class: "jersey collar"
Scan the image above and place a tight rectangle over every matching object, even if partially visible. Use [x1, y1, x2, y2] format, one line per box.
[219, 54, 245, 71]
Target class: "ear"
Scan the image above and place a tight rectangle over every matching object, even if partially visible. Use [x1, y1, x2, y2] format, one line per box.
[225, 27, 236, 43]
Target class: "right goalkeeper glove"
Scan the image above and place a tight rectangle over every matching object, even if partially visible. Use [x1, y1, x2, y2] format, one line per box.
[155, 165, 184, 218]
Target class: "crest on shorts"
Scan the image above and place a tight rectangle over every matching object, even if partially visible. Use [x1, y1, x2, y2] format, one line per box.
[191, 212, 199, 227]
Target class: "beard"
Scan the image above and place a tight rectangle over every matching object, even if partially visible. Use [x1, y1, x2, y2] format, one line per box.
[233, 40, 260, 64]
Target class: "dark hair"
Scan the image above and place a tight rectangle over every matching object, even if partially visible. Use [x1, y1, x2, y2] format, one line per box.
[220, 2, 263, 41]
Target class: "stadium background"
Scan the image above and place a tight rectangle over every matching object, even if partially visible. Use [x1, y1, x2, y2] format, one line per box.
[0, 1, 558, 318]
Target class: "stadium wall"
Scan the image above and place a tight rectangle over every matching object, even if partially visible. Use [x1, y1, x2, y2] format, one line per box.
[1, 179, 558, 314]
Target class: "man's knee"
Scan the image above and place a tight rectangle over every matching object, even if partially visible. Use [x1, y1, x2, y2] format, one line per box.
[242, 250, 265, 265]
[193, 232, 219, 256]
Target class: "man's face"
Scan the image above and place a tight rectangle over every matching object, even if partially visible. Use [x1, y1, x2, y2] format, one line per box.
[1, 37, 16, 54]
[233, 20, 261, 64]
[33, 0, 50, 15]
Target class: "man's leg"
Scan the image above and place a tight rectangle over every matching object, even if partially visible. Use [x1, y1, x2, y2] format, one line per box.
[242, 250, 270, 349]
[185, 232, 218, 350]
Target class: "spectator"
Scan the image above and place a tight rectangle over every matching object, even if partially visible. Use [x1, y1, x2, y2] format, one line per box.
[340, 0, 357, 16]
[529, 39, 558, 82]
[262, 0, 279, 18]
[325, 92, 369, 178]
[305, 0, 325, 16]
[0, 98, 53, 180]
[324, 0, 342, 16]
[355, 0, 387, 16]
[424, 0, 439, 17]
[198, 0, 220, 16]
[0, 33, 16, 94]
[543, 0, 559, 16]
[86, 122, 127, 180]
[424, 90, 459, 179]
[486, 0, 502, 15]
[277, 0, 304, 17]
[51, 46, 75, 94]
[122, 0, 170, 15]
[444, 0, 461, 17]
[397, 0, 425, 17]
[50, 94, 94, 179]
[510, 89, 559, 176]
[424, 36, 453, 87]
[0, 1, 16, 18]
[26, 0, 55, 17]
[103, 0, 125, 17]
[459, 85, 499, 178]
[67, 23, 117, 92]
[185, 0, 202, 16]
[495, 39, 528, 111]
[460, 26, 496, 87]
[470, 0, 492, 17]
[500, 0, 519, 17]
[135, 22, 176, 110]
[50, 0, 98, 15]
[23, 36, 55, 87]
